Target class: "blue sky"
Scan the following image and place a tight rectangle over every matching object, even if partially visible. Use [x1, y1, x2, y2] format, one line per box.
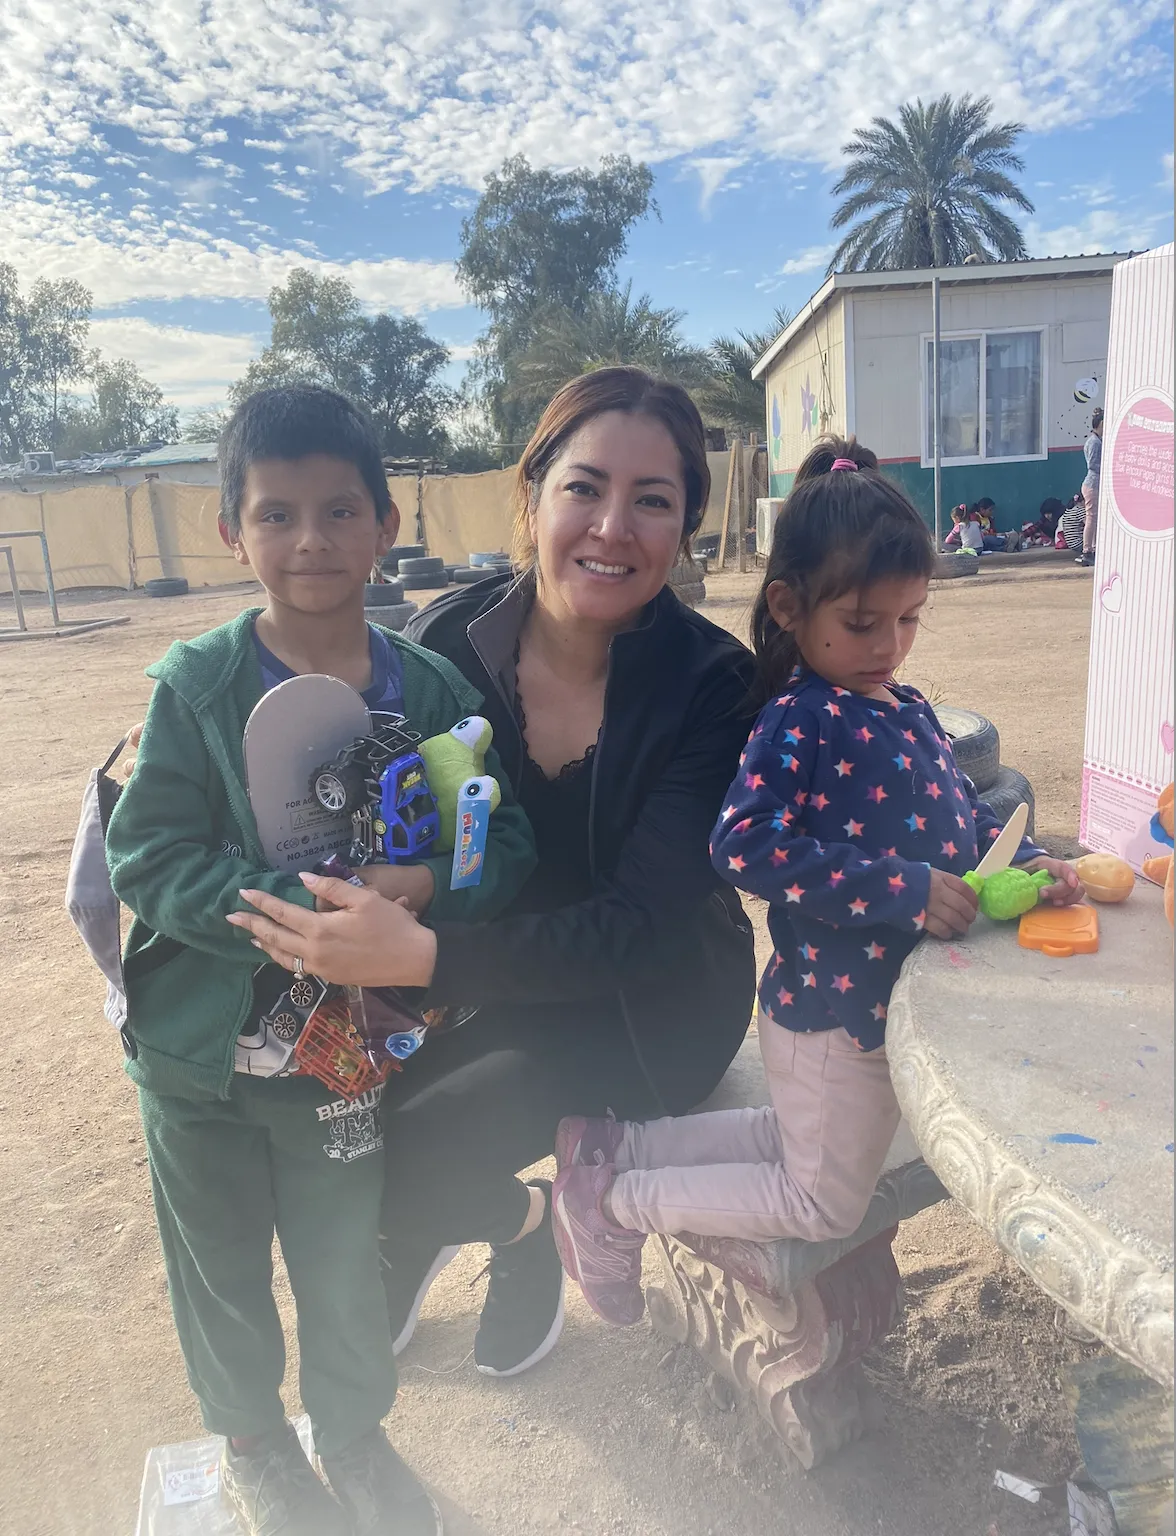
[1, 1, 1171, 423]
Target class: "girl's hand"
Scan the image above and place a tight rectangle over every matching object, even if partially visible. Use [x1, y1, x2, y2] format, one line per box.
[1015, 856, 1084, 906]
[226, 873, 438, 987]
[925, 868, 980, 939]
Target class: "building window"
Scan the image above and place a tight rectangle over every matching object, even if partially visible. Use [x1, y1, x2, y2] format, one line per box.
[924, 329, 1045, 465]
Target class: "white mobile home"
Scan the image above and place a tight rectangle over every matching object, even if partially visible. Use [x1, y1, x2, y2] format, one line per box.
[752, 254, 1133, 528]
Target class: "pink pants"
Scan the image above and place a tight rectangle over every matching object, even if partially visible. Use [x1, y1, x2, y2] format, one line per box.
[1082, 480, 1099, 554]
[608, 1014, 900, 1244]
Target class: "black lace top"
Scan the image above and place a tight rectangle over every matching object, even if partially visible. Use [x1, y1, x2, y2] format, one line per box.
[512, 685, 598, 914]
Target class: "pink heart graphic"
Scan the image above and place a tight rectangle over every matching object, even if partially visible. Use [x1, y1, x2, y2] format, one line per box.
[1162, 721, 1174, 755]
[1099, 573, 1124, 614]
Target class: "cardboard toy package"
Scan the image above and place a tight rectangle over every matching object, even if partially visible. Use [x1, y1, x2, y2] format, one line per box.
[1080, 244, 1175, 869]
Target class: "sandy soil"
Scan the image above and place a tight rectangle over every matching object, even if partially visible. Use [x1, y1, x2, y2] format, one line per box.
[0, 568, 1101, 1536]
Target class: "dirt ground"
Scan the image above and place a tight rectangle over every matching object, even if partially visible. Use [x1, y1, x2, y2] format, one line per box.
[0, 567, 1102, 1536]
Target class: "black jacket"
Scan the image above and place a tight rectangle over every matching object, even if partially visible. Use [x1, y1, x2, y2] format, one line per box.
[406, 572, 758, 1113]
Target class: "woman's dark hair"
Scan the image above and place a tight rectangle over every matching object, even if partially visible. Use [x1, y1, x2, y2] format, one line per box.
[970, 497, 996, 514]
[1039, 497, 1065, 527]
[751, 450, 935, 700]
[512, 367, 710, 568]
[1091, 407, 1104, 430]
[792, 434, 878, 485]
[219, 385, 392, 534]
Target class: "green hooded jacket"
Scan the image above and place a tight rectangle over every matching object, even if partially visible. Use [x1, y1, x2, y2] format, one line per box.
[106, 608, 536, 1102]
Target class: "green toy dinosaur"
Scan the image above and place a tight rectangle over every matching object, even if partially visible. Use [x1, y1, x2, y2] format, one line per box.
[418, 715, 501, 852]
[962, 866, 1053, 921]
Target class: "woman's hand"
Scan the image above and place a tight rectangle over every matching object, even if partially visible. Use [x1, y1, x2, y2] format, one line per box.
[226, 872, 438, 987]
[1015, 856, 1085, 906]
[352, 861, 436, 916]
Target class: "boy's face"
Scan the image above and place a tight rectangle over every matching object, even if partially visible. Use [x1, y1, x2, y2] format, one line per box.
[227, 455, 395, 615]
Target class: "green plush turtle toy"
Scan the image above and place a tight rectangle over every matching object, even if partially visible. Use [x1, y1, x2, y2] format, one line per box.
[962, 866, 1053, 921]
[418, 715, 501, 852]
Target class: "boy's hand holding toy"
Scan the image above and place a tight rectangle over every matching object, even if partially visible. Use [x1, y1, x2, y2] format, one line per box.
[925, 868, 980, 938]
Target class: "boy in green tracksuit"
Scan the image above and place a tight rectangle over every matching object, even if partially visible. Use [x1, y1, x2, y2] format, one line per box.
[106, 385, 535, 1536]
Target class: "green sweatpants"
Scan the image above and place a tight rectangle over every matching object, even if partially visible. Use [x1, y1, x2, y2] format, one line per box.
[139, 1073, 396, 1457]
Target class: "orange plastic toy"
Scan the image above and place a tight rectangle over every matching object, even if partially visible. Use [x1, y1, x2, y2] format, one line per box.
[1143, 782, 1174, 927]
[1018, 903, 1100, 958]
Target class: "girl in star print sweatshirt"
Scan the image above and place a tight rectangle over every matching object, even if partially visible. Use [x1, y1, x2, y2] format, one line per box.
[549, 440, 1083, 1325]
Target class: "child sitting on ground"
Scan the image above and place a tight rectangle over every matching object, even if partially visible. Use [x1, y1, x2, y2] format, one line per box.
[944, 503, 982, 551]
[548, 442, 1081, 1327]
[105, 385, 535, 1536]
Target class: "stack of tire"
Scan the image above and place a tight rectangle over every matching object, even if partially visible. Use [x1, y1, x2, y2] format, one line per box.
[452, 551, 513, 586]
[937, 706, 1035, 833]
[668, 553, 707, 608]
[363, 575, 417, 632]
[934, 551, 980, 579]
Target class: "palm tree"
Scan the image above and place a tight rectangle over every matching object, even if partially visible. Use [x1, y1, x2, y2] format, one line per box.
[697, 307, 793, 435]
[829, 94, 1034, 273]
[506, 282, 711, 404]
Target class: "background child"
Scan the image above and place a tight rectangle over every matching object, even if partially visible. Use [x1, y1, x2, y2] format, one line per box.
[944, 504, 982, 551]
[106, 385, 534, 1536]
[549, 444, 1080, 1327]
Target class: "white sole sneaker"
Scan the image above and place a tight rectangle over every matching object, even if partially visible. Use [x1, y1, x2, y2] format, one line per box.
[389, 1245, 461, 1356]
[474, 1282, 565, 1378]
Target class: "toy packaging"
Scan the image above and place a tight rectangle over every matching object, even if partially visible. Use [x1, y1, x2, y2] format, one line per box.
[1079, 245, 1174, 871]
[242, 675, 501, 1097]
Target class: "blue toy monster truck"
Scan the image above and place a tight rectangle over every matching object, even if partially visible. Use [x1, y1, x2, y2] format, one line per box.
[309, 713, 440, 866]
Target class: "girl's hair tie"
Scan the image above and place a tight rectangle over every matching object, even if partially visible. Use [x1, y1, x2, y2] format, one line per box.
[829, 457, 858, 472]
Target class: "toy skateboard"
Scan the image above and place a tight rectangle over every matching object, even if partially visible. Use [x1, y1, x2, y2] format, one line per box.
[241, 673, 453, 1093]
[243, 674, 372, 875]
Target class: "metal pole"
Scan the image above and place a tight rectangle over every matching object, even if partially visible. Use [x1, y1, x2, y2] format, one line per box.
[932, 273, 943, 551]
[39, 529, 60, 627]
[3, 546, 27, 631]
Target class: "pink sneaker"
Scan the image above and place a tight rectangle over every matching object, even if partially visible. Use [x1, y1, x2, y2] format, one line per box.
[551, 1163, 646, 1326]
[555, 1113, 624, 1172]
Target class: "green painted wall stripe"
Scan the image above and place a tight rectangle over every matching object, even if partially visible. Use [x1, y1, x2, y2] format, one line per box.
[769, 450, 1086, 531]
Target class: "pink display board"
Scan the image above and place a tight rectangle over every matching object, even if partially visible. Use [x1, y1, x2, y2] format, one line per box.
[1081, 246, 1174, 868]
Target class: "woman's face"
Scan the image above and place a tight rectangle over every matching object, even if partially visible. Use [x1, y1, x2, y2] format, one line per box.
[530, 410, 688, 627]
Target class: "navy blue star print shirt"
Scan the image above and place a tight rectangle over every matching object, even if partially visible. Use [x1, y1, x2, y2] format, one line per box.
[711, 669, 1043, 1051]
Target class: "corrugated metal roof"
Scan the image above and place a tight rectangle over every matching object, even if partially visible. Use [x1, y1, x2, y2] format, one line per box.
[127, 442, 218, 466]
[751, 251, 1138, 380]
[0, 441, 218, 481]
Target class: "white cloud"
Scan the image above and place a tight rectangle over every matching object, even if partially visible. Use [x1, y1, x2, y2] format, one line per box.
[1162, 152, 1174, 189]
[690, 157, 742, 215]
[0, 1, 1169, 200]
[762, 244, 836, 279]
[1027, 208, 1167, 257]
[0, 183, 463, 312]
[87, 316, 261, 407]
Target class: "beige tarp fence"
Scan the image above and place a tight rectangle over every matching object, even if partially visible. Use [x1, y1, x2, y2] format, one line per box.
[420, 469, 515, 565]
[0, 449, 764, 595]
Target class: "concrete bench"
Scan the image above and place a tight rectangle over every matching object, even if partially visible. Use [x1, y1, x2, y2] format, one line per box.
[645, 1030, 947, 1470]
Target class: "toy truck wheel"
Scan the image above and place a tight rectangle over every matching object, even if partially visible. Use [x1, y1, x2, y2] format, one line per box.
[312, 761, 368, 814]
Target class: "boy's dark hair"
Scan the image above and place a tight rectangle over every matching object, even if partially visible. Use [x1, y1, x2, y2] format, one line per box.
[751, 451, 935, 701]
[219, 385, 392, 534]
[1091, 407, 1104, 430]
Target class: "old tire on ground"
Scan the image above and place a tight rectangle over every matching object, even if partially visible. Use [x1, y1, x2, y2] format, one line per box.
[453, 566, 492, 585]
[399, 571, 448, 591]
[668, 556, 707, 587]
[383, 544, 425, 567]
[934, 552, 980, 579]
[443, 566, 457, 583]
[937, 707, 1000, 792]
[364, 600, 417, 631]
[978, 764, 1035, 838]
[398, 556, 444, 577]
[470, 551, 509, 567]
[674, 581, 706, 608]
[144, 577, 189, 598]
[364, 581, 405, 605]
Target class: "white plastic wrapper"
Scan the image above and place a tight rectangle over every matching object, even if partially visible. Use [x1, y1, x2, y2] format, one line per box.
[134, 1416, 313, 1535]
